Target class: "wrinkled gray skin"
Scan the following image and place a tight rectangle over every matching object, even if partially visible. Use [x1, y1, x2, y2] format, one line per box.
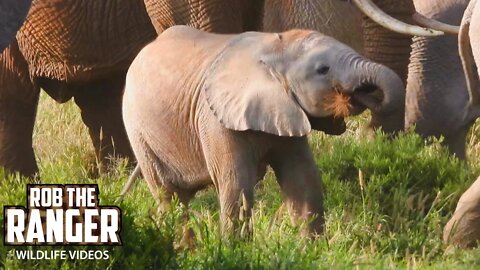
[406, 0, 471, 159]
[263, 0, 363, 52]
[123, 26, 404, 237]
[0, 0, 31, 52]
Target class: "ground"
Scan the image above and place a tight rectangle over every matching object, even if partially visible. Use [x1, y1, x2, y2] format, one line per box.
[1, 92, 480, 269]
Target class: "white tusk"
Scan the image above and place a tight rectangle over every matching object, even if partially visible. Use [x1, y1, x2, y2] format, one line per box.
[412, 12, 460, 35]
[352, 0, 444, 37]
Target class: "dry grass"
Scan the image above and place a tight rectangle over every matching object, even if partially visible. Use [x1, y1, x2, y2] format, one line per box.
[33, 93, 93, 165]
[323, 88, 353, 118]
[31, 93, 99, 179]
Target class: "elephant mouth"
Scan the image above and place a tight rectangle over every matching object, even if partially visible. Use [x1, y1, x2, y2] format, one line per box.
[324, 82, 383, 118]
[323, 88, 352, 118]
[350, 82, 384, 114]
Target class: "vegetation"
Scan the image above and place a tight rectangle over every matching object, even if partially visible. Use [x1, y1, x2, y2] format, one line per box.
[1, 93, 480, 269]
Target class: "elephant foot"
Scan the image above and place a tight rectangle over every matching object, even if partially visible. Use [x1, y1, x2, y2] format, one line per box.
[0, 41, 40, 178]
[176, 227, 196, 250]
[73, 75, 134, 173]
[444, 178, 480, 248]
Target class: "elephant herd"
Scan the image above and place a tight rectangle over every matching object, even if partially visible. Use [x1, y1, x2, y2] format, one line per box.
[1, 0, 480, 247]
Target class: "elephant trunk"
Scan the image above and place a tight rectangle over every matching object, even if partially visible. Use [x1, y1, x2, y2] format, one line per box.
[344, 55, 406, 134]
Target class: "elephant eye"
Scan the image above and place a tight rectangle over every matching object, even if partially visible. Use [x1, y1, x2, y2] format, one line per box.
[316, 65, 330, 75]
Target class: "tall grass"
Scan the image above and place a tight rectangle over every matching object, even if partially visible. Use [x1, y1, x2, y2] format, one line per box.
[1, 93, 480, 269]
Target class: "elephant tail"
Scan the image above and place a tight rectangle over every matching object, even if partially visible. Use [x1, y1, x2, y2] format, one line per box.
[116, 164, 142, 203]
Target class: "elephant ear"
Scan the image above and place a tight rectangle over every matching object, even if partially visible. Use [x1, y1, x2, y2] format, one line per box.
[204, 32, 311, 137]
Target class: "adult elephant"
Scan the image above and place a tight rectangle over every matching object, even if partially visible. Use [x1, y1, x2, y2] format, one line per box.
[0, 0, 31, 52]
[406, 0, 470, 159]
[1, 0, 156, 177]
[0, 0, 448, 177]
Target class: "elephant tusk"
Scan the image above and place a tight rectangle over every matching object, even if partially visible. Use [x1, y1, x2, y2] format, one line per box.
[412, 13, 460, 35]
[351, 0, 444, 37]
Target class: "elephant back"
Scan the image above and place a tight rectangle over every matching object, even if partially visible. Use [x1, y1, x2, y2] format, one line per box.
[16, 0, 156, 82]
[144, 0, 264, 35]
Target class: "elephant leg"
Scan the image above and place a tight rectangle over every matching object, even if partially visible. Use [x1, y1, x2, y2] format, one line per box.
[177, 194, 195, 248]
[73, 74, 133, 173]
[268, 137, 325, 236]
[217, 177, 255, 238]
[216, 176, 255, 237]
[444, 129, 469, 160]
[0, 41, 39, 177]
[129, 132, 196, 246]
[207, 153, 256, 237]
[201, 133, 258, 237]
[241, 0, 265, 31]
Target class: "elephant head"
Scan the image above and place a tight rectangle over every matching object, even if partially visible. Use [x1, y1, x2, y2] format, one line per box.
[0, 0, 31, 52]
[204, 30, 405, 135]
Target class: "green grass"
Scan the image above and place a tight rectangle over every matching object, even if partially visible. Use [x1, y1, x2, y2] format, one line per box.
[2, 93, 480, 269]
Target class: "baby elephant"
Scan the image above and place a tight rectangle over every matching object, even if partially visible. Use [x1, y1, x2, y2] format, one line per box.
[123, 25, 404, 236]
